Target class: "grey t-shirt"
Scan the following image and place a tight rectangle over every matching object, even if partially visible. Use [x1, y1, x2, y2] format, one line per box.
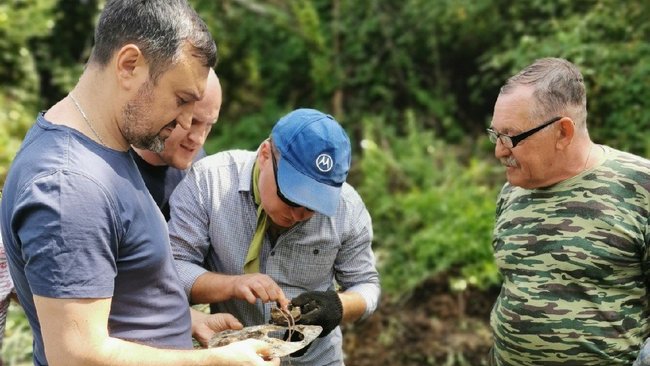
[0, 114, 192, 365]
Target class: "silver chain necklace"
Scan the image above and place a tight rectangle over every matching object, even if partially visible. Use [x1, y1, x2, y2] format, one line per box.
[69, 92, 105, 146]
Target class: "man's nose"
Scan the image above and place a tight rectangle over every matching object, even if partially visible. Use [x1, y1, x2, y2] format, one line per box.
[494, 138, 510, 158]
[188, 124, 209, 144]
[176, 104, 195, 131]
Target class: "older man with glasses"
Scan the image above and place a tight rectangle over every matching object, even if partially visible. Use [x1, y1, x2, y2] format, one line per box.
[486, 57, 650, 366]
[167, 108, 380, 366]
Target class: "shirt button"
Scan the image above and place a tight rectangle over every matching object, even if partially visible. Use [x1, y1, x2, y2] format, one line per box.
[313, 249, 319, 255]
[270, 251, 275, 256]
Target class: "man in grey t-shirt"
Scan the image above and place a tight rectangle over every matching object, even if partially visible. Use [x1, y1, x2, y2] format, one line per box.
[0, 1, 277, 365]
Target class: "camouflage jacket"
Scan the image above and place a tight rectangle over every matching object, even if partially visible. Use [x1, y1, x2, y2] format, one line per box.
[490, 146, 650, 365]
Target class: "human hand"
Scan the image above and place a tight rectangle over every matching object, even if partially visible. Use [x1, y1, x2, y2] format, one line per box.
[292, 290, 343, 337]
[233, 273, 289, 309]
[191, 310, 243, 347]
[211, 339, 280, 365]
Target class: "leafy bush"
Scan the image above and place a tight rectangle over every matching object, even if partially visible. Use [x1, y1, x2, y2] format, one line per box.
[204, 102, 288, 153]
[356, 111, 503, 295]
[472, 0, 650, 157]
[0, 0, 58, 184]
[2, 304, 32, 365]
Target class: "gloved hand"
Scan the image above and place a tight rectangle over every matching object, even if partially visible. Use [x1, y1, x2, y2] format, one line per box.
[292, 290, 343, 338]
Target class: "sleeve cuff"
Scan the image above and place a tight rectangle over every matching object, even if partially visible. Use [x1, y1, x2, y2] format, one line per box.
[344, 283, 381, 320]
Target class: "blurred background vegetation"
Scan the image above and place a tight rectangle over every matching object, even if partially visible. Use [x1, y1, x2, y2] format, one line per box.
[2, 0, 650, 363]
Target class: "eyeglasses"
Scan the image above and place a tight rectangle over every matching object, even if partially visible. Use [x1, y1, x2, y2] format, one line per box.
[271, 151, 313, 211]
[487, 116, 563, 148]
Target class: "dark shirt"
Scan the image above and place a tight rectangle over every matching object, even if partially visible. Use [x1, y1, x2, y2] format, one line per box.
[130, 148, 206, 221]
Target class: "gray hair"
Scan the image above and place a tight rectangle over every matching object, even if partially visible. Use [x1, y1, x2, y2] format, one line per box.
[89, 0, 217, 82]
[500, 58, 588, 130]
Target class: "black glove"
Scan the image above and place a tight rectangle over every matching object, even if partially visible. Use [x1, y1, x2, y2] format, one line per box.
[292, 290, 343, 338]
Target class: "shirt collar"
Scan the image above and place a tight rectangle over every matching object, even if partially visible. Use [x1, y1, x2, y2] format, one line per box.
[237, 148, 260, 193]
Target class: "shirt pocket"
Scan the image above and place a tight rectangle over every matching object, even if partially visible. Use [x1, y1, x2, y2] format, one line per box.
[290, 243, 339, 289]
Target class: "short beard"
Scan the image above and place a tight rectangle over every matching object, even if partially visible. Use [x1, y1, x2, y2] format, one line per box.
[122, 81, 166, 153]
[133, 133, 165, 153]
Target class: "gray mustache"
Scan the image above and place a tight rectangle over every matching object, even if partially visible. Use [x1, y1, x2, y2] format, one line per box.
[500, 157, 517, 167]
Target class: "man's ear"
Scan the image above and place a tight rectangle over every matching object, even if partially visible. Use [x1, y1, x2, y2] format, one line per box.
[556, 117, 575, 150]
[114, 44, 149, 91]
[259, 140, 272, 164]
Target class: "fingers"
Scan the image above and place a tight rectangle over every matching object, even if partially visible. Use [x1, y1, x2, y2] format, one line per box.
[247, 281, 275, 303]
[202, 313, 243, 337]
[292, 298, 318, 315]
[290, 291, 325, 324]
[218, 313, 243, 330]
[302, 300, 319, 314]
[241, 287, 258, 305]
[275, 295, 290, 310]
[267, 359, 281, 366]
[242, 338, 271, 353]
[192, 330, 211, 348]
[238, 339, 281, 365]
[235, 274, 288, 305]
[290, 292, 309, 307]
[296, 311, 318, 324]
[216, 339, 280, 365]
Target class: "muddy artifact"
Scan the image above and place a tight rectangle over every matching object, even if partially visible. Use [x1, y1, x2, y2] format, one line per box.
[270, 304, 301, 326]
[208, 324, 322, 358]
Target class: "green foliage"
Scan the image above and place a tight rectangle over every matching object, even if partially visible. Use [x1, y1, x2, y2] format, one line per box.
[204, 102, 288, 153]
[193, 0, 650, 157]
[30, 0, 98, 105]
[0, 0, 58, 184]
[357, 111, 502, 294]
[1, 304, 32, 365]
[472, 0, 650, 156]
[0, 0, 96, 185]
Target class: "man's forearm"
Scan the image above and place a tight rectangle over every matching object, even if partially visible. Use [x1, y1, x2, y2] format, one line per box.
[339, 291, 368, 323]
[190, 272, 237, 304]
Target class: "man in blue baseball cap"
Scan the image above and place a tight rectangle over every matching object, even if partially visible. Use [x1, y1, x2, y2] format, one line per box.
[269, 108, 351, 217]
[168, 108, 381, 365]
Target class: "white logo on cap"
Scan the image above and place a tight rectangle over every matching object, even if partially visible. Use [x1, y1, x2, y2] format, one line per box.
[316, 154, 333, 172]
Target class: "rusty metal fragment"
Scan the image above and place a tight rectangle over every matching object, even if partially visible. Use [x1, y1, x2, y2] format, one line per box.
[208, 324, 322, 358]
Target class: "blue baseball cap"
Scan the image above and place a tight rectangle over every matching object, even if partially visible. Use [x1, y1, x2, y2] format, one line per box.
[271, 108, 351, 217]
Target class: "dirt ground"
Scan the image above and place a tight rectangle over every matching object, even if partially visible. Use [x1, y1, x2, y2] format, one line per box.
[342, 274, 500, 366]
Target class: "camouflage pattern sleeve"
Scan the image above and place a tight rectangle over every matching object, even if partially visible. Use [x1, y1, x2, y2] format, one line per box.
[490, 146, 650, 366]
